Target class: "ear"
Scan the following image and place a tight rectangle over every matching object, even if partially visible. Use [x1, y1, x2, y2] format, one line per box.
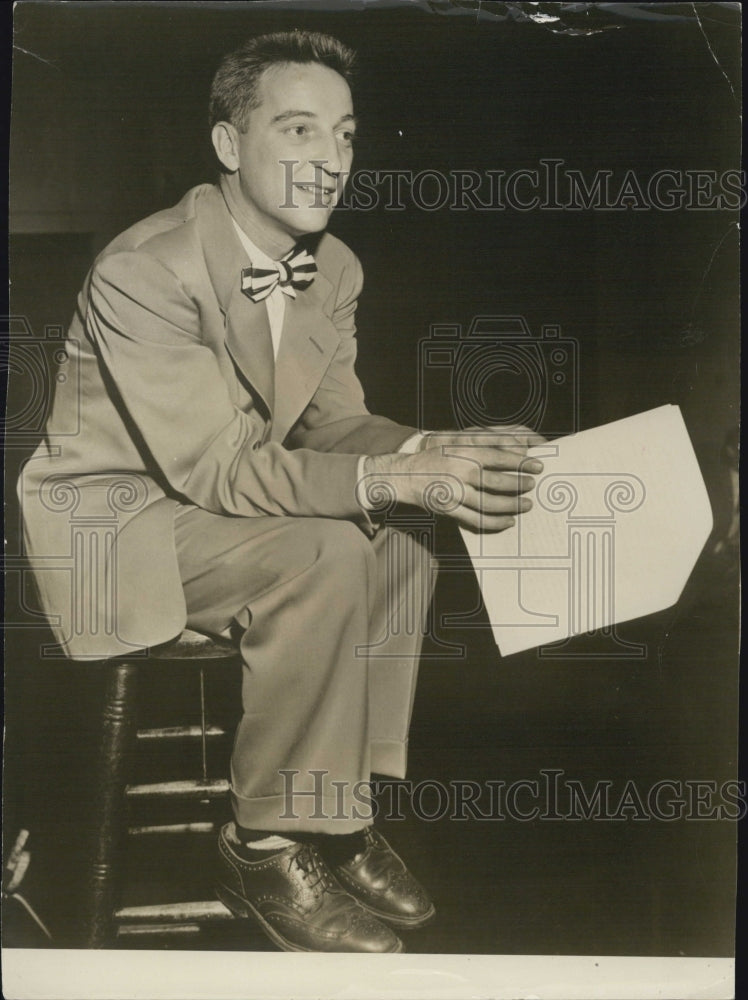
[211, 122, 240, 172]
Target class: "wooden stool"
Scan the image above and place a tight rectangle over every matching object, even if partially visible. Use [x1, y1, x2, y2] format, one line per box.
[82, 629, 242, 947]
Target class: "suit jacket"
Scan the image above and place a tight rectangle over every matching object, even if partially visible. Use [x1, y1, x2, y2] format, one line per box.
[19, 183, 416, 659]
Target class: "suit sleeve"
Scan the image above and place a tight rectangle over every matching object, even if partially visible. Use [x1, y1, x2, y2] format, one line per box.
[87, 248, 373, 526]
[286, 251, 418, 454]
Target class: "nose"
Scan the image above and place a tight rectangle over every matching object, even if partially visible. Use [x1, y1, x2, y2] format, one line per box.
[312, 133, 349, 181]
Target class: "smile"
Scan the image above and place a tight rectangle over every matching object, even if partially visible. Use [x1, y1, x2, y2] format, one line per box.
[293, 183, 336, 206]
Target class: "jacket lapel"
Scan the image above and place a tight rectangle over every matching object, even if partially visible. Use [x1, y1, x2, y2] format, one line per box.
[225, 285, 275, 417]
[196, 185, 275, 416]
[270, 267, 340, 443]
[196, 184, 342, 439]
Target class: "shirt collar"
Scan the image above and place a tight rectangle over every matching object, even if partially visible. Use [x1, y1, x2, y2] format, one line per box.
[219, 173, 293, 261]
[231, 218, 278, 272]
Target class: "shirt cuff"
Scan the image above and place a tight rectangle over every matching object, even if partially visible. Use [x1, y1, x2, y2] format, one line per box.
[355, 430, 431, 512]
[355, 455, 371, 510]
[397, 432, 427, 454]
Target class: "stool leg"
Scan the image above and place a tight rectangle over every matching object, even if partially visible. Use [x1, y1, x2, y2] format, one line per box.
[82, 660, 139, 948]
[199, 665, 208, 785]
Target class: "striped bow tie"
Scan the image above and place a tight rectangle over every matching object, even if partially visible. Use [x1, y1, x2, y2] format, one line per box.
[240, 247, 317, 302]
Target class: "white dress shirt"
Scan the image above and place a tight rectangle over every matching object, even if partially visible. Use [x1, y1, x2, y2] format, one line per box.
[232, 218, 288, 360]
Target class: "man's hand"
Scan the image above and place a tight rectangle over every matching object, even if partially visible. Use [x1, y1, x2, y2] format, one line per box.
[416, 424, 546, 453]
[362, 425, 546, 533]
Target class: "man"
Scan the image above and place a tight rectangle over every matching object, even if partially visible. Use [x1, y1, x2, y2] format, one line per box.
[19, 30, 543, 952]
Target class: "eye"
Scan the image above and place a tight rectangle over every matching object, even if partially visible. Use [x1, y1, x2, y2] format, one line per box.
[285, 124, 309, 138]
[338, 129, 356, 147]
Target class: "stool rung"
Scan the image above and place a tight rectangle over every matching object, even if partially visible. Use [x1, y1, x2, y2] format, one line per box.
[126, 778, 230, 799]
[136, 725, 226, 741]
[115, 900, 234, 924]
[117, 922, 202, 938]
[129, 821, 218, 836]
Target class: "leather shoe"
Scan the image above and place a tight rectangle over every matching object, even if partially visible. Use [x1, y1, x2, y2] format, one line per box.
[323, 827, 435, 929]
[216, 824, 403, 952]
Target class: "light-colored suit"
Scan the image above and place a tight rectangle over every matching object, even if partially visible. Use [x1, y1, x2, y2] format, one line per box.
[20, 182, 416, 659]
[19, 182, 431, 831]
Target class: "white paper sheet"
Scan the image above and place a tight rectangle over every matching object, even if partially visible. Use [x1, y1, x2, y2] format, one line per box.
[459, 405, 713, 656]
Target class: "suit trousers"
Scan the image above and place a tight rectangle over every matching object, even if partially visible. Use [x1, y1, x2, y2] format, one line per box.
[174, 506, 436, 834]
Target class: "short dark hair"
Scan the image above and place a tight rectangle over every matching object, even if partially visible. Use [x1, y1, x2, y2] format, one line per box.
[209, 30, 356, 131]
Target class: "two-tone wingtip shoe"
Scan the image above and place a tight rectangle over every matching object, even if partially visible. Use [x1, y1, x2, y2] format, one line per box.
[216, 824, 404, 953]
[324, 827, 436, 930]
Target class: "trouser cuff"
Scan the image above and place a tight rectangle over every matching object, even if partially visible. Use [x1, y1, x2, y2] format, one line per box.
[231, 788, 373, 835]
[370, 738, 408, 779]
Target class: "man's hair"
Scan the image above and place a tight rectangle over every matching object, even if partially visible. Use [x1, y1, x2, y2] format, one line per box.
[209, 30, 356, 132]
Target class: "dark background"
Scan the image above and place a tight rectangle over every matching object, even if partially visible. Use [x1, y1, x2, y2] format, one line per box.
[4, 0, 741, 959]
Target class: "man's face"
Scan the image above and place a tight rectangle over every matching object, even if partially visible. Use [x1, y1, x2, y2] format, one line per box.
[228, 62, 355, 244]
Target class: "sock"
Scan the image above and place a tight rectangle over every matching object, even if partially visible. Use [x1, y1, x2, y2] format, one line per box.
[244, 834, 296, 851]
[315, 829, 368, 865]
[227, 823, 370, 864]
[227, 822, 295, 859]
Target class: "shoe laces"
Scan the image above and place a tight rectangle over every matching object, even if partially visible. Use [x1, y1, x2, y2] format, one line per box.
[287, 843, 335, 895]
[350, 826, 377, 863]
